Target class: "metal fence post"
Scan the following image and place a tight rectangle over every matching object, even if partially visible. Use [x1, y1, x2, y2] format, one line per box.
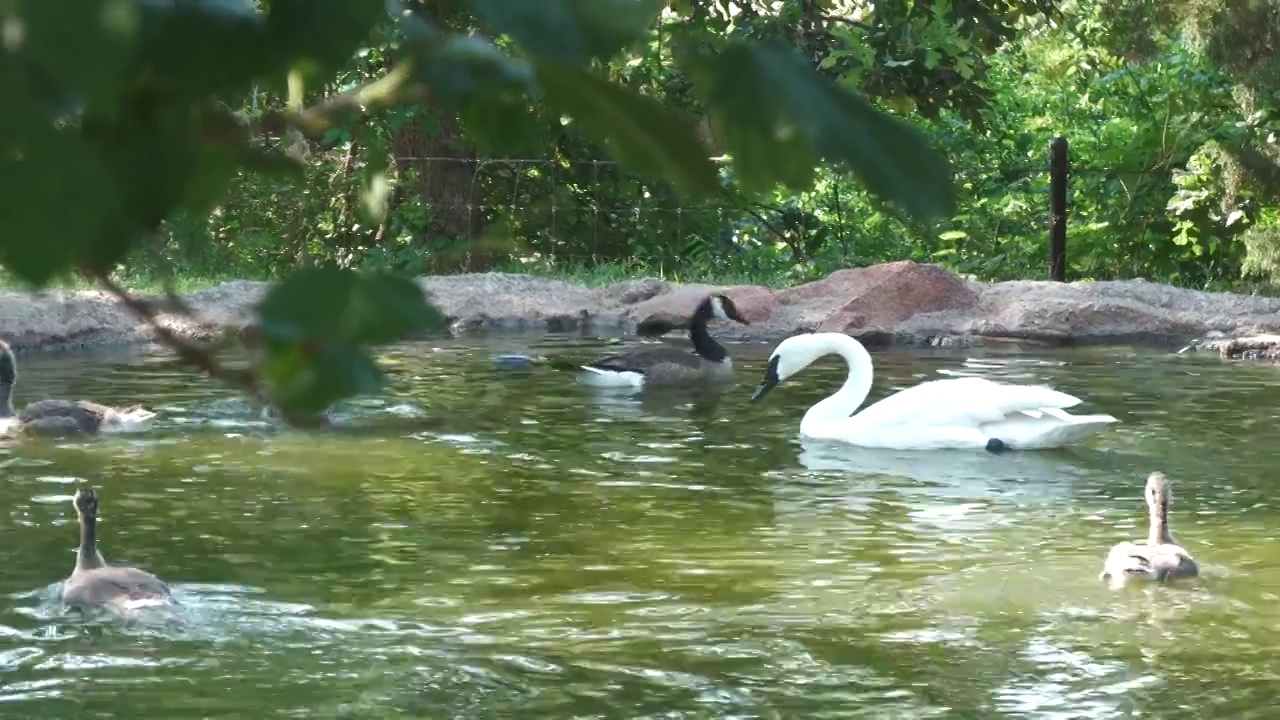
[1049, 136, 1069, 282]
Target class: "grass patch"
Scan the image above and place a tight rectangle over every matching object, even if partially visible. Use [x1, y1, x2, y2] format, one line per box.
[493, 258, 792, 288]
[0, 268, 254, 294]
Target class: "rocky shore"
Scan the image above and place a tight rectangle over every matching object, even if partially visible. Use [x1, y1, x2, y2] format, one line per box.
[3, 261, 1279, 357]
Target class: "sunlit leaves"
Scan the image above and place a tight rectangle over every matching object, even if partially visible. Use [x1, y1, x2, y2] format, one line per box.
[538, 62, 720, 198]
[256, 269, 448, 414]
[678, 41, 956, 221]
[468, 0, 664, 68]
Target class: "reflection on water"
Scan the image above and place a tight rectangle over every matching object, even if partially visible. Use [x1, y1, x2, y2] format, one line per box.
[1, 336, 1279, 717]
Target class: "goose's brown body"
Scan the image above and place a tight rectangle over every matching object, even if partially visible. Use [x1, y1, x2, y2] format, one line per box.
[62, 488, 174, 611]
[0, 341, 157, 436]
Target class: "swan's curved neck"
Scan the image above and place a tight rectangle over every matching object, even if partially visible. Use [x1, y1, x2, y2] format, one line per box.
[1147, 495, 1175, 546]
[76, 513, 106, 571]
[800, 334, 875, 432]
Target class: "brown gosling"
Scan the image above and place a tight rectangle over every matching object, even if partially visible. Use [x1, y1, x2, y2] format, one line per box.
[1100, 472, 1199, 589]
[61, 488, 175, 612]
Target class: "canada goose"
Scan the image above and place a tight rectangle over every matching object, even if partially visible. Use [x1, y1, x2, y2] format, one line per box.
[62, 487, 175, 611]
[751, 332, 1117, 451]
[0, 340, 157, 436]
[570, 294, 750, 388]
[1100, 471, 1199, 589]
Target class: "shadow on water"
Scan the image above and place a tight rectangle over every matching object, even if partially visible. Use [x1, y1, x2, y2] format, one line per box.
[1, 336, 1280, 717]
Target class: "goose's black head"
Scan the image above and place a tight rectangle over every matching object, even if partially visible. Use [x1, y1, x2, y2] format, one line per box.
[73, 487, 99, 519]
[697, 294, 749, 325]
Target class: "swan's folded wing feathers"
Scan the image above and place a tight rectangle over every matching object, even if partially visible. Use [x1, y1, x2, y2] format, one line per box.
[854, 377, 1043, 428]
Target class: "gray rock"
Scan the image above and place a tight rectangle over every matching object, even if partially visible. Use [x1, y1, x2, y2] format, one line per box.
[3, 263, 1280, 359]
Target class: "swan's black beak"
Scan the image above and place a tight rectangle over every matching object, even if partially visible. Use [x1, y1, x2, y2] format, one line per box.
[751, 356, 780, 401]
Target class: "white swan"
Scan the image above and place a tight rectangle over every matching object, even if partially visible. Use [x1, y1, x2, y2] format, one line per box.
[750, 332, 1118, 451]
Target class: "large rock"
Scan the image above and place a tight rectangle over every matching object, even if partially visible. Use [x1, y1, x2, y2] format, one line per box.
[796, 261, 979, 335]
[628, 284, 778, 330]
[5, 262, 1280, 356]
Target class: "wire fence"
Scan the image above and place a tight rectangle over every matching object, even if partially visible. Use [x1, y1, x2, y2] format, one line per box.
[384, 148, 1189, 282]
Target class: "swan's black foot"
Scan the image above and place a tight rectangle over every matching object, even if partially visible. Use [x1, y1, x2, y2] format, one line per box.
[985, 438, 1009, 454]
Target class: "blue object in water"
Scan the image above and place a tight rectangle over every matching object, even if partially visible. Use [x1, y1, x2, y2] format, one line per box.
[493, 354, 537, 370]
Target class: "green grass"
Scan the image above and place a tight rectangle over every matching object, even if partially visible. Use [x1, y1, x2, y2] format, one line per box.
[10, 256, 1272, 299]
[492, 258, 797, 288]
[0, 268, 255, 294]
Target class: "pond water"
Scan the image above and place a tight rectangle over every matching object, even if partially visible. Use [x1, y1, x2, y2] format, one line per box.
[1, 334, 1278, 718]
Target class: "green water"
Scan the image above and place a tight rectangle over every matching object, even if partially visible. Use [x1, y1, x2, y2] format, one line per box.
[1, 335, 1278, 718]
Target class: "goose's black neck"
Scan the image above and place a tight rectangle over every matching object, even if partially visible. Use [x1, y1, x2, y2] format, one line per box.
[689, 303, 729, 362]
[0, 341, 14, 418]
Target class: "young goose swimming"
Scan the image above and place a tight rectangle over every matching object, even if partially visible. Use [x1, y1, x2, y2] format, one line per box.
[1100, 472, 1199, 589]
[0, 340, 157, 436]
[62, 488, 175, 611]
[572, 294, 750, 388]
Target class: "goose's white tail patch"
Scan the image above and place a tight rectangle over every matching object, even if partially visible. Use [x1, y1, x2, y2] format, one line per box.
[577, 366, 645, 388]
[120, 596, 173, 610]
[105, 409, 158, 433]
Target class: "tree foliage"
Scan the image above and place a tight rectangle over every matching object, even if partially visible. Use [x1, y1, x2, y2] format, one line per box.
[2, 0, 956, 422]
[9, 0, 1280, 422]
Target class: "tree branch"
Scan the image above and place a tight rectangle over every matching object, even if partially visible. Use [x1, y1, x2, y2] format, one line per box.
[87, 270, 265, 403]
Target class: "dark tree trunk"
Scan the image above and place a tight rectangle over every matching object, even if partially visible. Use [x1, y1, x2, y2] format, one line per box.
[391, 106, 493, 272]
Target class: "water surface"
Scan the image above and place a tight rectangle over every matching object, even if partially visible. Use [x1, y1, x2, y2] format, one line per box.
[1, 335, 1277, 718]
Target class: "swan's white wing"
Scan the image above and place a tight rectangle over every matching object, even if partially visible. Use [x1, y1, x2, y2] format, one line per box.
[853, 377, 1084, 428]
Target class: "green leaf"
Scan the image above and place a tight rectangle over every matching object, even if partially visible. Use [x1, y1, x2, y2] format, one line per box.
[0, 126, 118, 285]
[362, 172, 391, 224]
[469, 0, 663, 68]
[678, 41, 956, 220]
[257, 268, 448, 346]
[78, 102, 206, 273]
[133, 0, 271, 99]
[677, 44, 816, 190]
[0, 60, 117, 282]
[266, 0, 386, 78]
[537, 61, 719, 198]
[19, 0, 137, 112]
[256, 269, 448, 413]
[262, 341, 384, 416]
[412, 35, 541, 154]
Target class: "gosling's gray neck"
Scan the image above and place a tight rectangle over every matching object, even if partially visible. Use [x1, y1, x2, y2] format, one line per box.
[1147, 496, 1175, 546]
[76, 513, 106, 571]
